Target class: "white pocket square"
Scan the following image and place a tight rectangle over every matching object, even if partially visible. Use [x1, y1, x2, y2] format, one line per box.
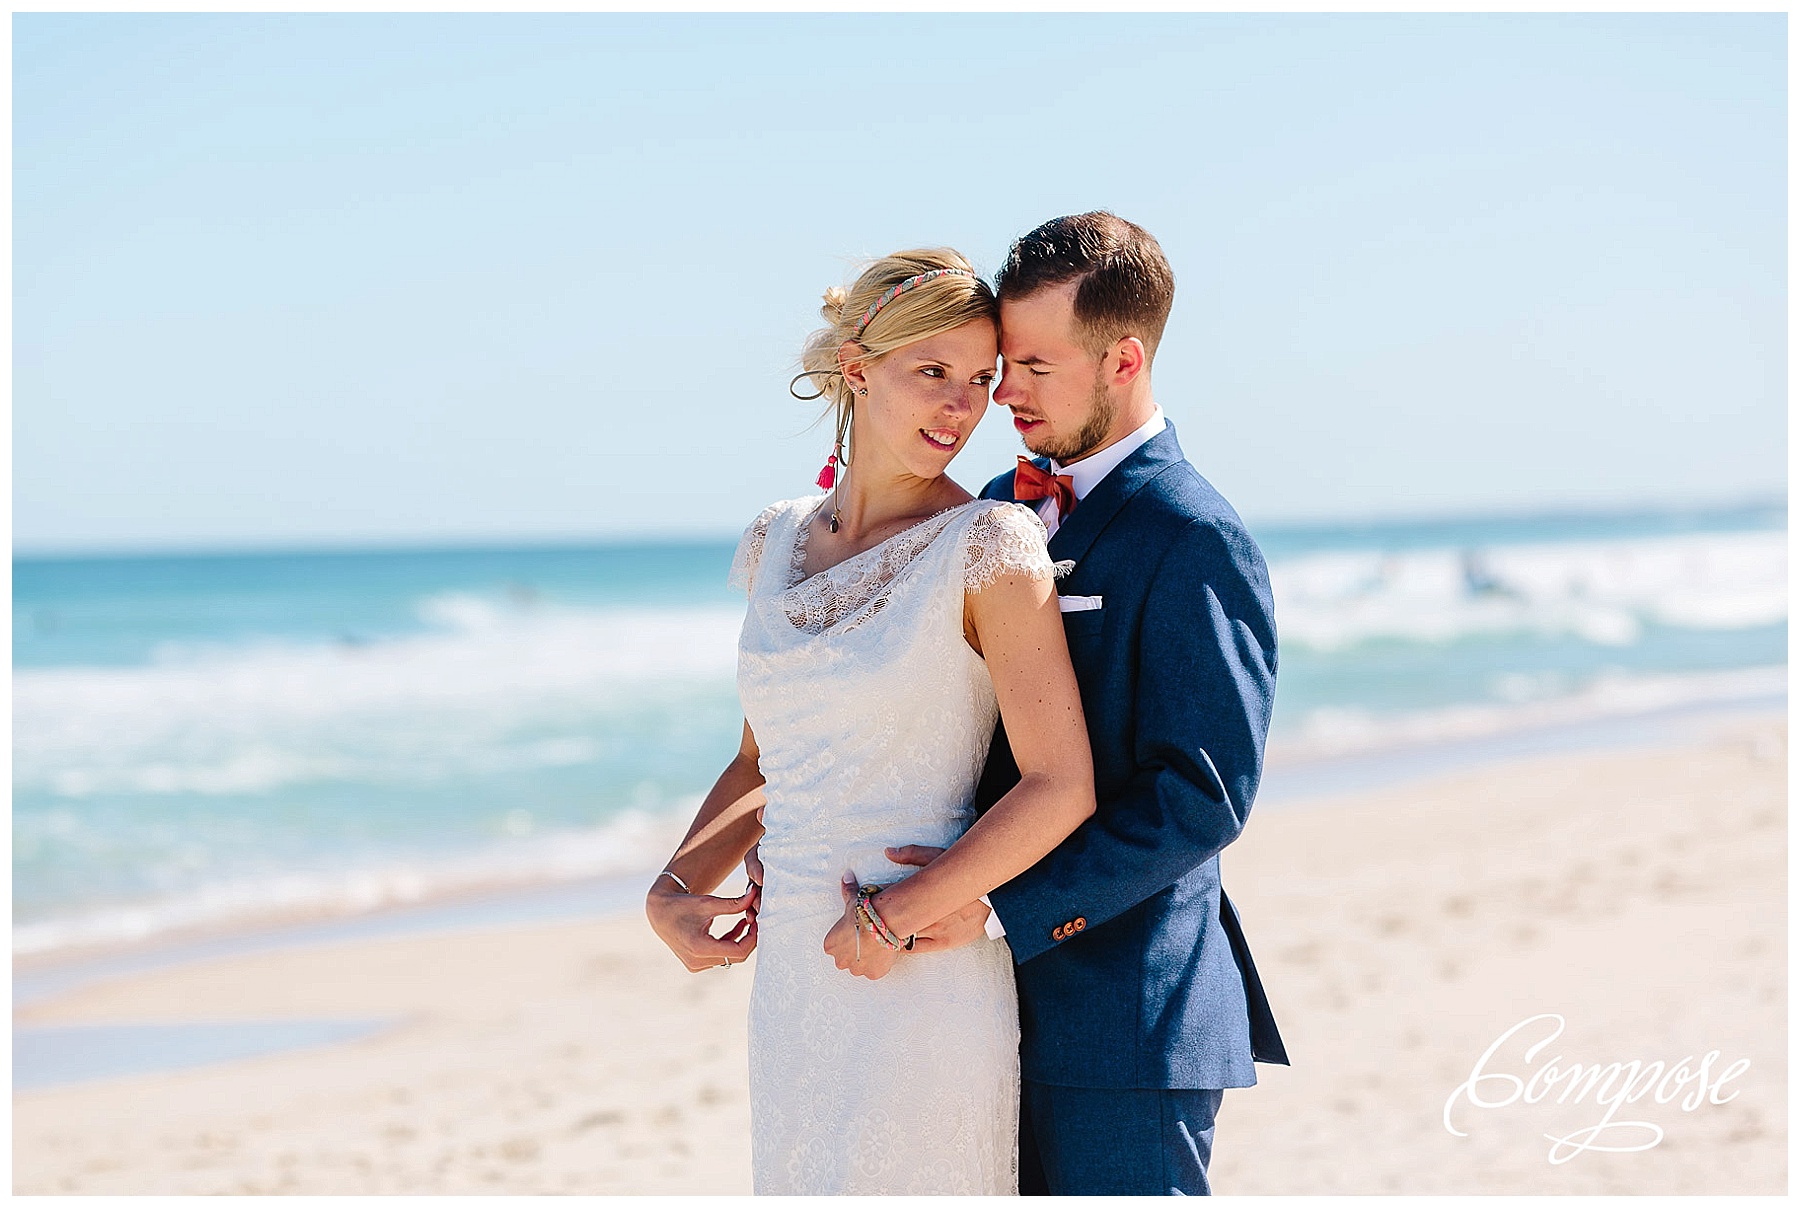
[1058, 594, 1103, 612]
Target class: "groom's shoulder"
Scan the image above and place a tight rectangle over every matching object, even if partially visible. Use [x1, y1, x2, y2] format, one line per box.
[978, 466, 1015, 502]
[1134, 457, 1266, 574]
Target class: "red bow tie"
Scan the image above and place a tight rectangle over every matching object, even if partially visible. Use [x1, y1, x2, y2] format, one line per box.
[1013, 457, 1077, 521]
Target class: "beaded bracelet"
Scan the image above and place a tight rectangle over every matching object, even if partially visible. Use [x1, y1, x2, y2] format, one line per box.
[850, 897, 881, 961]
[856, 886, 897, 948]
[855, 899, 897, 951]
[857, 885, 914, 952]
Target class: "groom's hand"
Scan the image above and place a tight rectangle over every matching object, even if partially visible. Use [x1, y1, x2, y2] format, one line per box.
[885, 845, 991, 953]
[910, 899, 992, 952]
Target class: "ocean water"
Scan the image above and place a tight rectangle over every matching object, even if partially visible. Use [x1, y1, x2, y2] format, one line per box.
[14, 501, 1786, 957]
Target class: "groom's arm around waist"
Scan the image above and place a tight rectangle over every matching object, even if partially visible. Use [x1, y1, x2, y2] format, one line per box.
[988, 513, 1277, 964]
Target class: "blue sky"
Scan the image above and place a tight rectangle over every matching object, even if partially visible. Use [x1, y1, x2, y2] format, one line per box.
[14, 13, 1786, 552]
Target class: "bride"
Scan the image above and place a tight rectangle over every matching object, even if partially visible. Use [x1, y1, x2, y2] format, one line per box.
[645, 248, 1094, 1194]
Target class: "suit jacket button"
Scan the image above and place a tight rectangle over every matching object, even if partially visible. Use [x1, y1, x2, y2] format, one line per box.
[1073, 917, 1086, 932]
[1051, 925, 1064, 941]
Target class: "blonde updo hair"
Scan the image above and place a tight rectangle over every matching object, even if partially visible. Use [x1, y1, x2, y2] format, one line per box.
[795, 248, 998, 454]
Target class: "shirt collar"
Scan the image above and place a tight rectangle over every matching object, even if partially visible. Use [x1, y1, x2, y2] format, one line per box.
[1049, 405, 1167, 500]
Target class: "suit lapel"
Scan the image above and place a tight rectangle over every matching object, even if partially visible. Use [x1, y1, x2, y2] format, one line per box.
[1047, 422, 1187, 564]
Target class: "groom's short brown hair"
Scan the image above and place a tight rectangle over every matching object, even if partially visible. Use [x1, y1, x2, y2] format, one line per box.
[994, 212, 1176, 362]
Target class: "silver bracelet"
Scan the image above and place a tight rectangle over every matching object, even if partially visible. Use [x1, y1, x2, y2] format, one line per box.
[657, 868, 691, 893]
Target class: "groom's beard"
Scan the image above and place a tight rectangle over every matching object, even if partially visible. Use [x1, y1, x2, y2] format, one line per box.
[1029, 372, 1116, 465]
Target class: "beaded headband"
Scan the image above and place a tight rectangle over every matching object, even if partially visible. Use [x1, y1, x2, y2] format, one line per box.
[851, 268, 978, 339]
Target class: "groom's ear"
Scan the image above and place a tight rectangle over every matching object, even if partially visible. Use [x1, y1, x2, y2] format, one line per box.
[1106, 337, 1148, 387]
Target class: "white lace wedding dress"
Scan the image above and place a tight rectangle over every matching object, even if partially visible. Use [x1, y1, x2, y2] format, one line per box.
[730, 494, 1061, 1196]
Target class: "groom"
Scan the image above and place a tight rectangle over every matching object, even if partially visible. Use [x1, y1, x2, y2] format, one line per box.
[890, 212, 1287, 1195]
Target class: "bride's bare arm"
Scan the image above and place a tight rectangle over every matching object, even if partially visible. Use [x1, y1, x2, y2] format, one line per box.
[645, 720, 767, 972]
[822, 568, 1094, 972]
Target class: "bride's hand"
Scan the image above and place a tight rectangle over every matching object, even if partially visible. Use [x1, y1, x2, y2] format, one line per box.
[723, 842, 763, 944]
[822, 874, 902, 980]
[646, 881, 757, 972]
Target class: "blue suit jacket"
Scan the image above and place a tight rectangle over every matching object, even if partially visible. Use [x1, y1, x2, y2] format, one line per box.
[976, 420, 1288, 1090]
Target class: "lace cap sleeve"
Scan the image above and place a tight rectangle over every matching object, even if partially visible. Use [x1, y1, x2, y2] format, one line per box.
[729, 501, 785, 595]
[962, 501, 1071, 591]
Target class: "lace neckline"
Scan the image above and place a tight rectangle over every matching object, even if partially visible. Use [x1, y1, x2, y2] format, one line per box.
[785, 496, 978, 592]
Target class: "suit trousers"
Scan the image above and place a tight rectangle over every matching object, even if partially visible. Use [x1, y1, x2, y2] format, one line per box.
[1018, 1079, 1226, 1196]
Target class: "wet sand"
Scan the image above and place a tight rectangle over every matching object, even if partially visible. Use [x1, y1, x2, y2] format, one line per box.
[12, 711, 1785, 1194]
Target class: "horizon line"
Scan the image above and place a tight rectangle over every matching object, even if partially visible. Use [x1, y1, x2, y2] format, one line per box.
[12, 493, 1786, 563]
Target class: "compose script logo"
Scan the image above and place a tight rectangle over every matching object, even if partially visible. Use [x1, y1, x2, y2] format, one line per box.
[1443, 1013, 1751, 1163]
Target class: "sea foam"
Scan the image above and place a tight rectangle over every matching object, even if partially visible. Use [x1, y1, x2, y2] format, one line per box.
[1271, 664, 1786, 762]
[15, 597, 745, 799]
[1269, 530, 1785, 651]
[12, 803, 692, 958]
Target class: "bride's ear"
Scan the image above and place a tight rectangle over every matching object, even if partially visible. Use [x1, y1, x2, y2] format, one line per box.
[838, 341, 870, 395]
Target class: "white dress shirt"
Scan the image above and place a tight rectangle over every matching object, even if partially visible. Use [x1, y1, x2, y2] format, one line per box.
[1033, 405, 1167, 539]
[978, 405, 1168, 941]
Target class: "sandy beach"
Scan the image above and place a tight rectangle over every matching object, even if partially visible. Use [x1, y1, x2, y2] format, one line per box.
[13, 710, 1785, 1195]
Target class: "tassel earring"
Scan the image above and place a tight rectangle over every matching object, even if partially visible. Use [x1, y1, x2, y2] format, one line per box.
[824, 392, 860, 534]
